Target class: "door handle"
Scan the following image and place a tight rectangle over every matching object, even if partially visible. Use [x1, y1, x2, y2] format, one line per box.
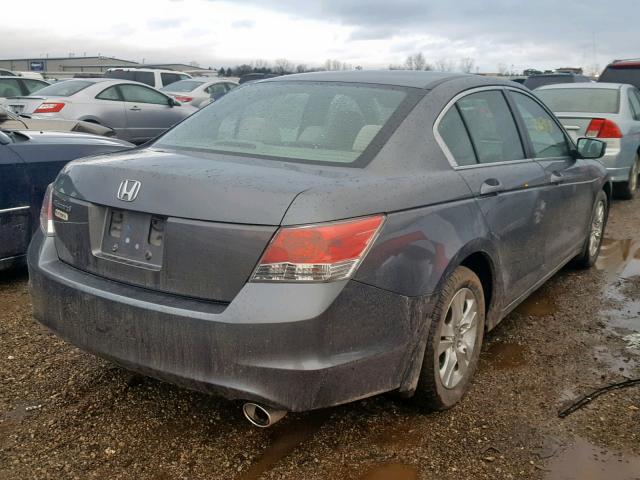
[550, 171, 564, 184]
[479, 178, 504, 196]
[129, 106, 141, 111]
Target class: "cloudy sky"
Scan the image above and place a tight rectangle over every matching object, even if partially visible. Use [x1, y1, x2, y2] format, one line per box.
[2, 0, 636, 73]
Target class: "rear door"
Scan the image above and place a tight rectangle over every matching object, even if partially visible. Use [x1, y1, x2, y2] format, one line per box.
[118, 84, 182, 143]
[0, 140, 31, 261]
[437, 88, 548, 306]
[93, 85, 128, 139]
[508, 89, 595, 267]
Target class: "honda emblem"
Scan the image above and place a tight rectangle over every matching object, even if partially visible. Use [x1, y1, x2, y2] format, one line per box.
[117, 179, 141, 202]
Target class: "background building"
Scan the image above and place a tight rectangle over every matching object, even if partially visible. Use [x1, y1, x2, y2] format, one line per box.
[0, 56, 216, 78]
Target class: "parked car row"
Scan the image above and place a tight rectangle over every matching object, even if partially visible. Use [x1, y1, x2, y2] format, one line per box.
[535, 81, 640, 199]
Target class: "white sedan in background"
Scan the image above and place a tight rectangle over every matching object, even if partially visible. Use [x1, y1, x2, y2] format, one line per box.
[5, 78, 197, 144]
[160, 79, 238, 108]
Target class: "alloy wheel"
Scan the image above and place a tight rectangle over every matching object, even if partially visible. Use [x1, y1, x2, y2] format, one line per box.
[437, 288, 479, 389]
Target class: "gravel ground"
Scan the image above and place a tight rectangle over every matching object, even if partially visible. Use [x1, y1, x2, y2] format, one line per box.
[1, 196, 639, 480]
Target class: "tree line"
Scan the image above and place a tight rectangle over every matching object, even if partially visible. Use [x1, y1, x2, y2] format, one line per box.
[218, 59, 358, 77]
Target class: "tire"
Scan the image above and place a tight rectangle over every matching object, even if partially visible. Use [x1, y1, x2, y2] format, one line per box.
[414, 266, 485, 410]
[613, 156, 639, 200]
[573, 190, 608, 268]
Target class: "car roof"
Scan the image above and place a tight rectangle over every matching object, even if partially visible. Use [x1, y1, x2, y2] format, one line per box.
[536, 82, 624, 90]
[262, 70, 485, 89]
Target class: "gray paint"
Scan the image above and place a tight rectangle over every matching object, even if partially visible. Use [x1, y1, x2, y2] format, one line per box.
[29, 71, 610, 411]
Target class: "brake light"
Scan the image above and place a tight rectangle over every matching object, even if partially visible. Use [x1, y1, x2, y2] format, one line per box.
[174, 95, 193, 103]
[585, 118, 622, 139]
[252, 215, 385, 282]
[34, 102, 65, 113]
[40, 184, 55, 236]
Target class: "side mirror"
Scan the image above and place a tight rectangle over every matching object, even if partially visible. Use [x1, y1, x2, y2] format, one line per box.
[575, 137, 606, 159]
[0, 131, 11, 145]
[168, 98, 181, 107]
[0, 109, 8, 122]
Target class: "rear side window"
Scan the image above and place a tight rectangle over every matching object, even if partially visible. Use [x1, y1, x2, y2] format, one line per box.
[599, 65, 640, 89]
[161, 72, 181, 86]
[135, 71, 155, 86]
[511, 92, 570, 159]
[438, 107, 476, 166]
[28, 80, 93, 97]
[96, 86, 121, 101]
[104, 70, 136, 81]
[535, 88, 620, 114]
[628, 89, 640, 120]
[456, 90, 524, 163]
[0, 78, 23, 97]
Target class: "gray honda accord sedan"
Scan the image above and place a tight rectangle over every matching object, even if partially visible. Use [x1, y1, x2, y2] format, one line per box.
[28, 71, 610, 427]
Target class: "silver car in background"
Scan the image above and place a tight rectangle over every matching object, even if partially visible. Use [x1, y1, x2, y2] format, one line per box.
[536, 82, 640, 198]
[160, 78, 238, 108]
[5, 78, 197, 144]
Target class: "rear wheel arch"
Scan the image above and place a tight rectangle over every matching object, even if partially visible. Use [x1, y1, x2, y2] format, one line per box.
[460, 252, 494, 321]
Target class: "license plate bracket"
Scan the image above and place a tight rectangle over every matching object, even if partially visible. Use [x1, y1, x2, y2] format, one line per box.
[99, 208, 165, 269]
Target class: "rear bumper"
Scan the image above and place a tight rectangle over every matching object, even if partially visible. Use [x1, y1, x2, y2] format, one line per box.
[28, 231, 430, 411]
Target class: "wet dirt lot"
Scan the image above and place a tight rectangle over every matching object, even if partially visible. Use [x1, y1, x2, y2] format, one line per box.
[1, 197, 639, 480]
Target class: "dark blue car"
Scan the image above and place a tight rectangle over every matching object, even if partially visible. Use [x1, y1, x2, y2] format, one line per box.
[0, 129, 131, 270]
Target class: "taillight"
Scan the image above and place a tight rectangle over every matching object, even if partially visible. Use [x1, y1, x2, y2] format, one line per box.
[585, 118, 622, 139]
[40, 184, 55, 236]
[251, 215, 385, 282]
[34, 102, 65, 113]
[174, 95, 193, 103]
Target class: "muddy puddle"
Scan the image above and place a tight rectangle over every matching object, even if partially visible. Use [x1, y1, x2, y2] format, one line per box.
[237, 412, 327, 480]
[544, 437, 640, 480]
[595, 239, 640, 348]
[483, 342, 528, 370]
[515, 287, 557, 316]
[596, 238, 640, 281]
[357, 463, 418, 480]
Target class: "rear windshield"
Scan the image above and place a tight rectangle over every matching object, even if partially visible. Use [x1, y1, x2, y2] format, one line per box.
[160, 80, 204, 92]
[155, 82, 414, 166]
[599, 66, 640, 88]
[536, 88, 620, 114]
[30, 80, 93, 97]
[104, 70, 155, 86]
[524, 75, 576, 89]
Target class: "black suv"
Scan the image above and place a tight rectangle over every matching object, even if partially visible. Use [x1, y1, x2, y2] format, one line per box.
[599, 59, 640, 89]
[524, 72, 591, 90]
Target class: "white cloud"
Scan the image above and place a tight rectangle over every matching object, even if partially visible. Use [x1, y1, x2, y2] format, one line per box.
[1, 0, 635, 72]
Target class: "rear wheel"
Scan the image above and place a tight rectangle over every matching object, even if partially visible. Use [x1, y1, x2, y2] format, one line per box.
[574, 190, 608, 268]
[614, 156, 638, 200]
[414, 266, 485, 410]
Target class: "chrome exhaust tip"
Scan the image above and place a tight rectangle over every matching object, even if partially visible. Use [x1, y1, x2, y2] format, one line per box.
[242, 402, 287, 428]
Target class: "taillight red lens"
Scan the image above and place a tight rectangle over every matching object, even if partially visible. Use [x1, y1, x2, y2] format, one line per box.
[174, 96, 193, 103]
[34, 102, 65, 113]
[585, 118, 622, 139]
[40, 184, 55, 236]
[252, 215, 385, 282]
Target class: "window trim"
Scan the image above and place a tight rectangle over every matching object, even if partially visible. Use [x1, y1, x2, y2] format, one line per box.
[505, 86, 575, 162]
[433, 86, 532, 170]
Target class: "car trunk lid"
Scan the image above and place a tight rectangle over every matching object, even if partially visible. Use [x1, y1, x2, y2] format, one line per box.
[52, 148, 333, 302]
